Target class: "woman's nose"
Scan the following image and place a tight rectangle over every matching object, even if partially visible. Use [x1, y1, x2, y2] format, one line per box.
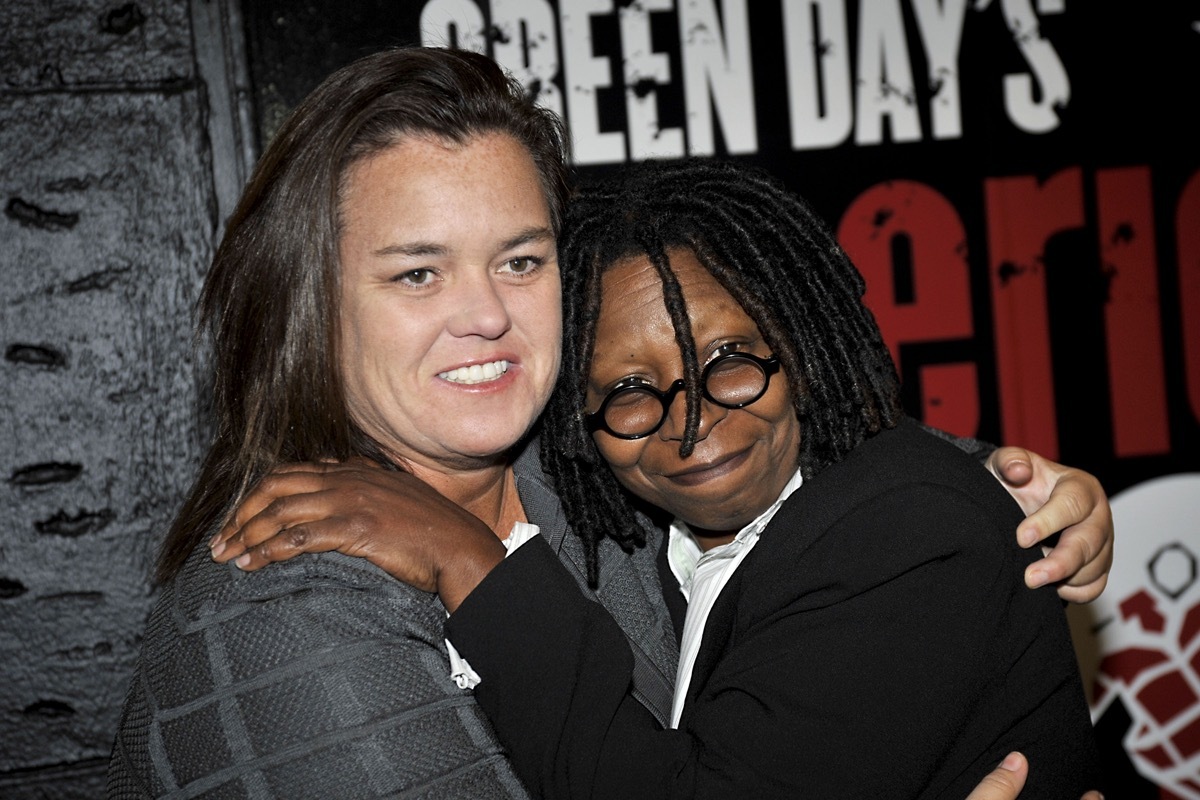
[447, 274, 513, 339]
[656, 390, 727, 444]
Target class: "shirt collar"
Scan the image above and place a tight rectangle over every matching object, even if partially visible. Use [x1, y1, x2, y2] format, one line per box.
[667, 467, 805, 591]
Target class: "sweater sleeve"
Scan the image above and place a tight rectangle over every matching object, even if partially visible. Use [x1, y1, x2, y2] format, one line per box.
[107, 548, 530, 799]
[916, 420, 996, 463]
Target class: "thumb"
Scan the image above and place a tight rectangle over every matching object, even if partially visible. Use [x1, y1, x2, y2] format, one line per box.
[988, 446, 1034, 488]
[965, 752, 1028, 800]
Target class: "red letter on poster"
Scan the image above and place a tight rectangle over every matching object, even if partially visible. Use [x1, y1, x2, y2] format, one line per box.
[839, 180, 979, 437]
[985, 168, 1084, 458]
[1097, 166, 1169, 456]
[1179, 169, 1200, 424]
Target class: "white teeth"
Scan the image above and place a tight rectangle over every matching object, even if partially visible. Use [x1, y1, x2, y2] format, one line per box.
[439, 360, 510, 385]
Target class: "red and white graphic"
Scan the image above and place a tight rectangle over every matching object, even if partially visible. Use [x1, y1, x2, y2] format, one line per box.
[1070, 474, 1200, 799]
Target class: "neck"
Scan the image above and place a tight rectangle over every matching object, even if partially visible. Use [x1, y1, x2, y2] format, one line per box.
[687, 527, 737, 552]
[405, 458, 525, 539]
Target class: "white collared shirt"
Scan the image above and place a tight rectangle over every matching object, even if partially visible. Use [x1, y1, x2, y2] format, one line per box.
[666, 468, 804, 728]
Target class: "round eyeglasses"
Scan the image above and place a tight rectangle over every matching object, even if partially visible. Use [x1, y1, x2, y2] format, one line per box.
[585, 352, 781, 440]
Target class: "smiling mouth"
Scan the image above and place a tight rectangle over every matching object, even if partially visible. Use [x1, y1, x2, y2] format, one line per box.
[665, 449, 750, 486]
[438, 359, 510, 385]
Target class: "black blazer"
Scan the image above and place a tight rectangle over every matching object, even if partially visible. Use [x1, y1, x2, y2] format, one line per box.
[448, 418, 1101, 799]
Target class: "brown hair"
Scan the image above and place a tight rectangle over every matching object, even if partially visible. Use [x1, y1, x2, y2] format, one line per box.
[156, 47, 569, 582]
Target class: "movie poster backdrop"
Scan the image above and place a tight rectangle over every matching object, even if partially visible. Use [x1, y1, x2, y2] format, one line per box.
[243, 2, 1200, 796]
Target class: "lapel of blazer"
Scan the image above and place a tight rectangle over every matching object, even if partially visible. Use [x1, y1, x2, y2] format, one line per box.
[513, 439, 680, 727]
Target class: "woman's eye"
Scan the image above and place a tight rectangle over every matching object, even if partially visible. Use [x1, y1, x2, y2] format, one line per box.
[500, 256, 542, 276]
[706, 342, 744, 363]
[610, 376, 654, 394]
[395, 268, 436, 286]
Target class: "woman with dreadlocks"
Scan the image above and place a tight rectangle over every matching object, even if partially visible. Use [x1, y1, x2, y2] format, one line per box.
[440, 158, 1100, 798]
[518, 159, 1103, 797]
[212, 159, 1107, 798]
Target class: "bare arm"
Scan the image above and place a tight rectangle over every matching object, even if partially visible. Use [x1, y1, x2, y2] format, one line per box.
[210, 460, 503, 610]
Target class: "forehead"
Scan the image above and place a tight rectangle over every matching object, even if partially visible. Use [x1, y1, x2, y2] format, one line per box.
[339, 132, 550, 244]
[599, 248, 751, 327]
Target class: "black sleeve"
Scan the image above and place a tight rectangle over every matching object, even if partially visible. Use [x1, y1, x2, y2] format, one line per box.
[446, 538, 695, 799]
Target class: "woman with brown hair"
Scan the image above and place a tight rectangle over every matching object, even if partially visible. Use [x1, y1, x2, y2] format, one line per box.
[109, 46, 579, 798]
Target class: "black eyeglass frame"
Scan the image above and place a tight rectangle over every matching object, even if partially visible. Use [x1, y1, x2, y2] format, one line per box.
[585, 352, 781, 440]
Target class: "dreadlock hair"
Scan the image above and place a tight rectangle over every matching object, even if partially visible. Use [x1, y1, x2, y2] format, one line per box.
[541, 158, 904, 586]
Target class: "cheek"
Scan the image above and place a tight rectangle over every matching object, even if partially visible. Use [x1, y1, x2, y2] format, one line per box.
[530, 286, 563, 350]
[339, 304, 420, 407]
[337, 337, 380, 427]
[509, 283, 562, 379]
[593, 438, 657, 498]
[535, 298, 563, 379]
[337, 307, 366, 398]
[756, 378, 800, 446]
[594, 438, 681, 512]
[764, 398, 799, 443]
[339, 296, 382, 369]
[593, 436, 641, 472]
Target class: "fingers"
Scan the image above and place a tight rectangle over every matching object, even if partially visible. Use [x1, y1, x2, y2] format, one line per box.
[988, 447, 1035, 492]
[1017, 472, 1094, 554]
[211, 461, 384, 556]
[1015, 470, 1093, 548]
[213, 487, 347, 562]
[1024, 519, 1113, 589]
[965, 752, 1027, 800]
[1055, 574, 1110, 605]
[221, 519, 345, 572]
[203, 458, 496, 600]
[987, 441, 1116, 600]
[1013, 466, 1113, 601]
[211, 475, 322, 557]
[223, 468, 329, 534]
[1031, 532, 1113, 603]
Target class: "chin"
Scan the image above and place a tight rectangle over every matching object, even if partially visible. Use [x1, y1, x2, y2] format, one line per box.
[668, 496, 763, 533]
[448, 424, 535, 461]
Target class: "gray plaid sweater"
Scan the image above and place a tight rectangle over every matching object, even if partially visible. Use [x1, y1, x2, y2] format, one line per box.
[107, 440, 679, 798]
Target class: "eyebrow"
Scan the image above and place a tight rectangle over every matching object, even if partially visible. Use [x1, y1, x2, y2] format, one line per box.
[372, 241, 446, 258]
[503, 226, 555, 250]
[371, 226, 554, 259]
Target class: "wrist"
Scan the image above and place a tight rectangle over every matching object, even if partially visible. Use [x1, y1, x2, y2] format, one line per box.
[438, 537, 506, 612]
